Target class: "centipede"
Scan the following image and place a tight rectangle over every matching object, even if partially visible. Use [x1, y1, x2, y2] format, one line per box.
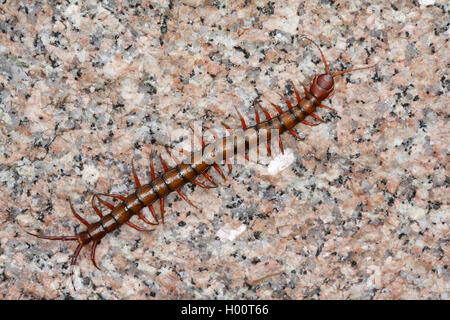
[26, 36, 376, 269]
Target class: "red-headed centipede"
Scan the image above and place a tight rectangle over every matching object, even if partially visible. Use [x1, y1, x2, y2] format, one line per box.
[26, 36, 377, 269]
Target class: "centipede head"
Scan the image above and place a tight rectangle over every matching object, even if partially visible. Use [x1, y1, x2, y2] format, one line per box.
[310, 73, 335, 101]
[300, 35, 377, 100]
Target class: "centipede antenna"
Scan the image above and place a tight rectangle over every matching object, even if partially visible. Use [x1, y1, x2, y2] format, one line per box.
[300, 35, 377, 79]
[299, 35, 331, 75]
[331, 64, 377, 78]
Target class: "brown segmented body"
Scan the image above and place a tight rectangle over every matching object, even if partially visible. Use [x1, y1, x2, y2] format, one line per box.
[85, 162, 207, 242]
[27, 36, 376, 268]
[83, 101, 311, 243]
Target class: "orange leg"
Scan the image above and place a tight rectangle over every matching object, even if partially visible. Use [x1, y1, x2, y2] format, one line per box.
[210, 129, 232, 176]
[302, 120, 319, 127]
[176, 188, 199, 209]
[96, 193, 126, 201]
[269, 102, 283, 115]
[192, 133, 221, 185]
[91, 240, 100, 270]
[254, 103, 261, 123]
[292, 84, 302, 104]
[137, 211, 158, 226]
[268, 102, 285, 154]
[197, 131, 226, 180]
[191, 178, 217, 189]
[310, 113, 324, 123]
[149, 155, 166, 224]
[212, 164, 226, 180]
[222, 121, 249, 162]
[202, 171, 218, 187]
[131, 161, 141, 188]
[319, 104, 336, 112]
[221, 121, 233, 132]
[91, 194, 105, 218]
[126, 221, 154, 232]
[71, 243, 83, 266]
[255, 103, 272, 157]
[149, 154, 156, 180]
[196, 131, 226, 180]
[253, 103, 261, 159]
[257, 102, 271, 120]
[234, 106, 247, 130]
[301, 83, 308, 96]
[158, 154, 169, 172]
[69, 198, 89, 227]
[288, 128, 304, 140]
[94, 193, 123, 210]
[284, 98, 294, 109]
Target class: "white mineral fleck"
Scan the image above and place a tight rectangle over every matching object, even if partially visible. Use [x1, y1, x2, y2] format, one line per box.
[267, 148, 295, 175]
[217, 224, 246, 242]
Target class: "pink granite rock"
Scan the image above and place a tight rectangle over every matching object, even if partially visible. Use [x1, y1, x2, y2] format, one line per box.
[0, 1, 447, 299]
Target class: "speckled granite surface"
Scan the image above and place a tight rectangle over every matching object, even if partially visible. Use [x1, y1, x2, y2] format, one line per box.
[0, 1, 448, 299]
